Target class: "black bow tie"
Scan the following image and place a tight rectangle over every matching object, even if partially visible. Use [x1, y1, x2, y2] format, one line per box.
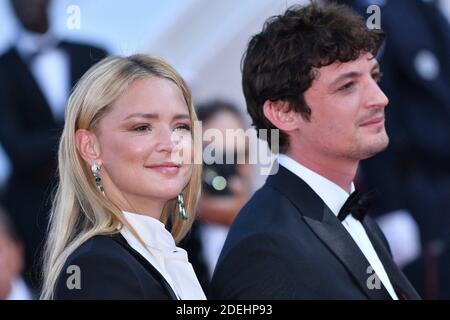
[337, 190, 378, 222]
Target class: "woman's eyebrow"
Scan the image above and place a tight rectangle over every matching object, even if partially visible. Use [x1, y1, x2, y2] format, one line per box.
[122, 113, 190, 121]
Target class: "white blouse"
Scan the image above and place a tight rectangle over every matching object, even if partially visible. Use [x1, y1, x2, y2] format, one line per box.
[119, 211, 206, 300]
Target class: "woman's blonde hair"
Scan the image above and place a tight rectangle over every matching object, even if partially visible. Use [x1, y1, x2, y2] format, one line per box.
[40, 54, 202, 300]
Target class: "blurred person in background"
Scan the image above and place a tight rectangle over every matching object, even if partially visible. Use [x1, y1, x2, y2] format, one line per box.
[180, 100, 252, 292]
[0, 205, 34, 300]
[0, 0, 107, 290]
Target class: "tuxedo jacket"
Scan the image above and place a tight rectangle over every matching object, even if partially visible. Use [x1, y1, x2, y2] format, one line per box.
[54, 233, 178, 300]
[0, 41, 107, 288]
[209, 166, 421, 299]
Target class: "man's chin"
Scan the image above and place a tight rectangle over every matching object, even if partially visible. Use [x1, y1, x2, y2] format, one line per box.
[360, 135, 389, 160]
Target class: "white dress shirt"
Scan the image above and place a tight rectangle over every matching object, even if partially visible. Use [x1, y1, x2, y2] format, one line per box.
[6, 277, 34, 300]
[199, 223, 229, 278]
[15, 29, 69, 123]
[278, 154, 398, 300]
[119, 211, 206, 300]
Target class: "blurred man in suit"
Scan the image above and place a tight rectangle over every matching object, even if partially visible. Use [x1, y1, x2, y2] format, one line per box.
[210, 3, 420, 299]
[0, 0, 107, 290]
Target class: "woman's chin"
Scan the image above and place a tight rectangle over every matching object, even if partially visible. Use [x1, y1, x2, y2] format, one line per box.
[152, 187, 184, 201]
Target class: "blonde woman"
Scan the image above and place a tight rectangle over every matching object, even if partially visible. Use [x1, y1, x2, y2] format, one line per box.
[40, 54, 205, 300]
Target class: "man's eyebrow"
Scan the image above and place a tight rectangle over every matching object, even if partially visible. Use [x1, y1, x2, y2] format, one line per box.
[329, 71, 361, 88]
[329, 62, 381, 89]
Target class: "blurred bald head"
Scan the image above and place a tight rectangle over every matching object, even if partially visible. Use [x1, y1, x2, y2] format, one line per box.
[10, 0, 51, 34]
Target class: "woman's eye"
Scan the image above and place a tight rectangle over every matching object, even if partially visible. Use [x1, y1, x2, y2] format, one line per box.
[133, 124, 152, 132]
[174, 124, 191, 132]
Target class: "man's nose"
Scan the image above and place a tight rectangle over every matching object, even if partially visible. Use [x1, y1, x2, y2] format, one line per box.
[366, 80, 389, 110]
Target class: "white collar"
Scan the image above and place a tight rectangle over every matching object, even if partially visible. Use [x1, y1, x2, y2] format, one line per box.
[277, 154, 354, 217]
[121, 211, 176, 252]
[119, 211, 206, 300]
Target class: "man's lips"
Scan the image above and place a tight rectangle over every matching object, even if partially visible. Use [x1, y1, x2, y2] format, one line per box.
[360, 116, 384, 127]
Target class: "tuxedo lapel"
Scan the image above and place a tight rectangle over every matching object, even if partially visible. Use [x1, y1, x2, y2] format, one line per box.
[303, 209, 392, 300]
[58, 42, 77, 87]
[363, 218, 421, 300]
[7, 48, 56, 124]
[58, 41, 105, 88]
[266, 165, 392, 299]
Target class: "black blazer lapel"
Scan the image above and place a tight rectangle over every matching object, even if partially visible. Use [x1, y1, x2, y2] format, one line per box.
[363, 218, 421, 300]
[266, 165, 392, 299]
[110, 233, 179, 300]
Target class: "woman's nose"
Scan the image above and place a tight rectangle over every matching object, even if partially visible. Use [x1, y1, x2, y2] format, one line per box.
[155, 128, 176, 153]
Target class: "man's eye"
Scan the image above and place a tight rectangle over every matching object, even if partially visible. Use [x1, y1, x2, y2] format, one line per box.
[338, 82, 355, 91]
[373, 71, 384, 83]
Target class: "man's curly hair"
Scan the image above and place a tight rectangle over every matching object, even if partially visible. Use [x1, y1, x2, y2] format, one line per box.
[242, 2, 385, 153]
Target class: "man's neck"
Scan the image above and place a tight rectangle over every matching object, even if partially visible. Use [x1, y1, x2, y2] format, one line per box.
[285, 150, 358, 194]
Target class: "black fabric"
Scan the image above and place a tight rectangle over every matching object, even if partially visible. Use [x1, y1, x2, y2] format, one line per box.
[110, 233, 178, 300]
[337, 190, 377, 221]
[54, 233, 177, 300]
[210, 165, 421, 299]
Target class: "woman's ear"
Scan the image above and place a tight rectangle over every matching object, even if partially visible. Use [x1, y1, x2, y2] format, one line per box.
[263, 100, 299, 132]
[75, 129, 101, 165]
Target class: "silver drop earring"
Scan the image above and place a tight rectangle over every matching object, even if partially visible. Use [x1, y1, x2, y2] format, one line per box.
[177, 193, 188, 221]
[91, 162, 104, 194]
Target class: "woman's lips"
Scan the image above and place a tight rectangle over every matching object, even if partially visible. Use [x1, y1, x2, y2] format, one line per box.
[146, 162, 181, 174]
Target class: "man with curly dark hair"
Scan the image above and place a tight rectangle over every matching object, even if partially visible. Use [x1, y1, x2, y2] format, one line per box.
[210, 2, 420, 299]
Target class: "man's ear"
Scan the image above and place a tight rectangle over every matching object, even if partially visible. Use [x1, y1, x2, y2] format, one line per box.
[263, 100, 299, 132]
[75, 129, 101, 166]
